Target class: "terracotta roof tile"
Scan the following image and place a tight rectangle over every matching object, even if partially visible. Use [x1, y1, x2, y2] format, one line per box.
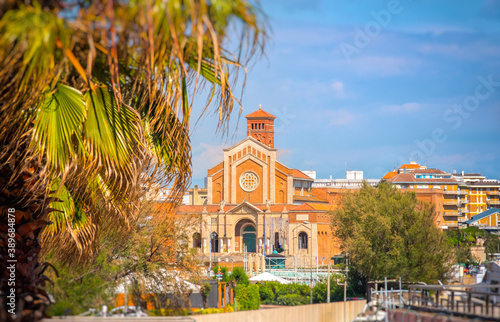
[400, 163, 422, 169]
[293, 195, 329, 203]
[245, 108, 276, 119]
[175, 203, 294, 213]
[308, 203, 334, 211]
[292, 169, 313, 180]
[412, 169, 446, 174]
[388, 173, 458, 183]
[289, 203, 316, 211]
[289, 203, 333, 212]
[382, 171, 397, 180]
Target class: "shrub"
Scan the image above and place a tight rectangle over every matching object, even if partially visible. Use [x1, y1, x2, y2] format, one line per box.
[258, 283, 275, 304]
[312, 275, 346, 303]
[278, 283, 310, 297]
[229, 267, 250, 286]
[200, 282, 212, 308]
[235, 284, 260, 310]
[275, 294, 309, 306]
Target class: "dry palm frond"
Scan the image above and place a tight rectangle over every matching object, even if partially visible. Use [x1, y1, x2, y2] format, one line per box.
[0, 0, 267, 265]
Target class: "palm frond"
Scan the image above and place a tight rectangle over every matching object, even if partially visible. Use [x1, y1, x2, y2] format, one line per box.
[31, 84, 86, 173]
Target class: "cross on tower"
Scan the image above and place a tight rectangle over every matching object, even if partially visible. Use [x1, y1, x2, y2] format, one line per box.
[259, 104, 262, 109]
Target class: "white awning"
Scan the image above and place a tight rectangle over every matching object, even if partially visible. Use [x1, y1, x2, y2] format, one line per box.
[249, 272, 291, 284]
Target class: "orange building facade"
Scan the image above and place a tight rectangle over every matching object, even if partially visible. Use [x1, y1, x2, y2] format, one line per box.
[176, 107, 341, 264]
[381, 162, 500, 230]
[175, 108, 499, 266]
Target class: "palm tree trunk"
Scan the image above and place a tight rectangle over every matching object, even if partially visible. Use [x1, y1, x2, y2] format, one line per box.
[0, 141, 55, 322]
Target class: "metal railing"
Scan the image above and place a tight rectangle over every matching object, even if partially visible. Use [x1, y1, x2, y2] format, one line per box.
[408, 284, 500, 320]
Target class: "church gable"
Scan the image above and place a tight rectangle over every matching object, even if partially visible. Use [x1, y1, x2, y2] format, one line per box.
[227, 201, 263, 214]
[235, 158, 265, 204]
[224, 136, 273, 165]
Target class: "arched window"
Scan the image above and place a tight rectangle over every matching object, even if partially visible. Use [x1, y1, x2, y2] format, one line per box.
[192, 233, 201, 248]
[211, 232, 219, 253]
[298, 232, 308, 249]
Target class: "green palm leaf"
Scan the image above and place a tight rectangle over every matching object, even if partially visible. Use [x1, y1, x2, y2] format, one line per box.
[0, 4, 67, 89]
[32, 83, 86, 172]
[44, 179, 96, 253]
[84, 86, 142, 168]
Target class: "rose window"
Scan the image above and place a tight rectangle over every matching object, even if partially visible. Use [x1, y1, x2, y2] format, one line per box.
[240, 172, 259, 192]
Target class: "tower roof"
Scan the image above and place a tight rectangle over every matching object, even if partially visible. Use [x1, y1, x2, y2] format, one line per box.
[245, 107, 276, 119]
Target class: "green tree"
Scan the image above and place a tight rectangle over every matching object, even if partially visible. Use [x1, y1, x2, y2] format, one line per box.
[235, 284, 260, 310]
[446, 226, 484, 265]
[228, 267, 250, 286]
[45, 202, 201, 315]
[0, 1, 266, 320]
[485, 234, 500, 260]
[312, 274, 352, 303]
[200, 283, 212, 309]
[331, 182, 453, 293]
[256, 282, 311, 305]
[212, 266, 230, 282]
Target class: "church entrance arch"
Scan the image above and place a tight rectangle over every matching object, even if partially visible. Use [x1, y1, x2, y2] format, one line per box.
[210, 232, 219, 253]
[242, 226, 256, 253]
[235, 219, 257, 253]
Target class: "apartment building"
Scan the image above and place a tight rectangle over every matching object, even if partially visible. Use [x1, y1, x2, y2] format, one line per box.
[382, 162, 500, 230]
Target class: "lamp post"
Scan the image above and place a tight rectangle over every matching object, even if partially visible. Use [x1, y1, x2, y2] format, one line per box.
[457, 221, 463, 283]
[335, 252, 349, 322]
[303, 221, 313, 305]
[209, 218, 213, 279]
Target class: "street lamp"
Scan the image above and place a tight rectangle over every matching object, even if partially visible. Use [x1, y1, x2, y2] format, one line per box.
[303, 221, 313, 305]
[457, 221, 463, 283]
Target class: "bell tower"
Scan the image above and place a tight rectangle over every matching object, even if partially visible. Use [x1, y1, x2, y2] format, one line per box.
[246, 105, 276, 148]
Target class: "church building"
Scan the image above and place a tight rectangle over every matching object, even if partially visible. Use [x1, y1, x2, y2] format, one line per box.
[176, 107, 340, 266]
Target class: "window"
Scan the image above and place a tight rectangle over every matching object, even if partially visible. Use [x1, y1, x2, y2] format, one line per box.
[192, 233, 201, 248]
[298, 232, 308, 249]
[240, 172, 259, 192]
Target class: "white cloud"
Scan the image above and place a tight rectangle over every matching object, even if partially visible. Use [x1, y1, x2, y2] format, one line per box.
[192, 143, 227, 179]
[330, 80, 346, 98]
[381, 102, 421, 113]
[276, 149, 292, 160]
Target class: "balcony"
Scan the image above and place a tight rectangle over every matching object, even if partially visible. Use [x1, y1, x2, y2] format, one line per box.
[443, 190, 466, 195]
[443, 199, 459, 205]
[486, 190, 500, 195]
[461, 199, 469, 204]
[487, 199, 500, 206]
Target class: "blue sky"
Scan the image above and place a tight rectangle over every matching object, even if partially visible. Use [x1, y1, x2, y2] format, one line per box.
[189, 0, 500, 187]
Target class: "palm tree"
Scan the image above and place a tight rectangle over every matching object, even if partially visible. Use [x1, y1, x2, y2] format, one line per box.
[0, 1, 266, 320]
